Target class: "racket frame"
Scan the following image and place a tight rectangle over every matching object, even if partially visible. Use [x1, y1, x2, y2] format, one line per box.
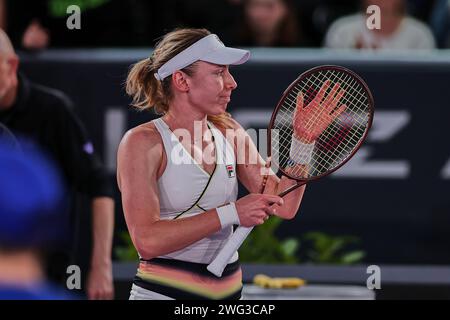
[268, 65, 375, 185]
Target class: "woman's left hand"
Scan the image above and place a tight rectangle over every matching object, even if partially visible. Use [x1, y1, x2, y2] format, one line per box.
[292, 80, 347, 143]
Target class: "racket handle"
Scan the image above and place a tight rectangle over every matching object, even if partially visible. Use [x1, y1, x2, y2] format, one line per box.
[207, 226, 253, 277]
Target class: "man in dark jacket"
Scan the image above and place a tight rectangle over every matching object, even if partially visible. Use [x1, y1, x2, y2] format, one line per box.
[0, 29, 115, 300]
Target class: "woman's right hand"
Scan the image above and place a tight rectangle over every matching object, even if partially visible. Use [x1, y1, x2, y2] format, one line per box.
[235, 194, 284, 227]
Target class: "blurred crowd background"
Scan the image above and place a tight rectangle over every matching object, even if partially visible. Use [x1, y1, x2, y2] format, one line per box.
[1, 0, 449, 50]
[1, 0, 450, 300]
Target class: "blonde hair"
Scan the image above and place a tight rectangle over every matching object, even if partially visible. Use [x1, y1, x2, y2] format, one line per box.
[126, 28, 234, 129]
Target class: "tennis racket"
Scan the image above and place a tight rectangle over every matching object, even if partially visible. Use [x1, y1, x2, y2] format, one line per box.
[207, 65, 374, 277]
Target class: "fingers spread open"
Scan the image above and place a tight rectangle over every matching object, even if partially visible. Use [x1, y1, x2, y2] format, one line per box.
[296, 91, 304, 110]
[323, 82, 340, 107]
[314, 80, 331, 104]
[332, 88, 346, 106]
[331, 104, 347, 123]
[328, 89, 346, 114]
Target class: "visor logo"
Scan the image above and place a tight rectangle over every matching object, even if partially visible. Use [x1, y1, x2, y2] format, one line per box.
[214, 35, 224, 45]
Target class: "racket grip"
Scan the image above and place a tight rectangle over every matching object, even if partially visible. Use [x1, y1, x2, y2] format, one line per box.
[207, 226, 254, 277]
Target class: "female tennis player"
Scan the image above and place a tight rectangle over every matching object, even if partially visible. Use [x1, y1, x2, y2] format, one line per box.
[117, 28, 345, 300]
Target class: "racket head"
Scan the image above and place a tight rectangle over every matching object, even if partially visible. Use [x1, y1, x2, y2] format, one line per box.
[268, 65, 374, 182]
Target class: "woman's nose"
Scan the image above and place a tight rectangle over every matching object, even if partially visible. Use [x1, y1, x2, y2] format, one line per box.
[225, 69, 237, 90]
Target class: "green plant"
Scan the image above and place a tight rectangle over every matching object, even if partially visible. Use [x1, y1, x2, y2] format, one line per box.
[113, 223, 366, 266]
[114, 231, 139, 262]
[302, 231, 365, 265]
[238, 217, 300, 264]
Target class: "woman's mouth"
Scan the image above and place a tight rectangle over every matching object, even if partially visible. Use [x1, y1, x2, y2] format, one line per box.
[219, 96, 231, 103]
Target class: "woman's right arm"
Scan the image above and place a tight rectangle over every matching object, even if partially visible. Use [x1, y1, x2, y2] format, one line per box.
[117, 127, 283, 260]
[117, 127, 221, 260]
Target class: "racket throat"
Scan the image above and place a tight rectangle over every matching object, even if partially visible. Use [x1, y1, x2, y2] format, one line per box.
[278, 182, 306, 197]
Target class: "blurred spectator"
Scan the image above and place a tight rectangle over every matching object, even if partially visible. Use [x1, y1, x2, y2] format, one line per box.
[1, 1, 49, 50]
[173, 0, 241, 44]
[0, 140, 73, 300]
[1, 0, 178, 49]
[233, 0, 309, 47]
[324, 0, 436, 50]
[301, 0, 360, 47]
[0, 29, 115, 300]
[127, 0, 178, 46]
[407, 0, 436, 21]
[429, 0, 450, 48]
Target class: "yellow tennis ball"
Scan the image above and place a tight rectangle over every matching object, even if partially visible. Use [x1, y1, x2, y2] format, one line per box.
[271, 277, 306, 288]
[268, 279, 284, 289]
[253, 274, 271, 287]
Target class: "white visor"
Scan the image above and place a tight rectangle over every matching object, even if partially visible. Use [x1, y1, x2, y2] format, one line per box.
[154, 34, 250, 81]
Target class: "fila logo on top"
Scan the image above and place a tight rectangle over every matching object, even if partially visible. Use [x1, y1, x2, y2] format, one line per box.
[226, 164, 236, 178]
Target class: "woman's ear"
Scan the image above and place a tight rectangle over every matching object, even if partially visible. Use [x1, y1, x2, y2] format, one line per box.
[172, 71, 190, 92]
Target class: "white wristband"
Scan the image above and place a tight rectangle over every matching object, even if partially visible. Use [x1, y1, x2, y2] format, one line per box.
[216, 202, 240, 229]
[290, 136, 315, 164]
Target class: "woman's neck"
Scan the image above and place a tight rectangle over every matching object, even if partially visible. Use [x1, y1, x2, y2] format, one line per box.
[163, 103, 210, 138]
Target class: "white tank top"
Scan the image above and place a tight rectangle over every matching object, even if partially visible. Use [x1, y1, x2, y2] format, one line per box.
[152, 118, 239, 264]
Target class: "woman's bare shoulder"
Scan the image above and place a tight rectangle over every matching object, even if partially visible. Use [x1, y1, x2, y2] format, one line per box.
[120, 122, 162, 148]
[118, 121, 164, 161]
[117, 122, 164, 190]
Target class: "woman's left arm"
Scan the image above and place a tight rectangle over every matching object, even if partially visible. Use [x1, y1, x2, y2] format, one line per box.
[226, 119, 306, 219]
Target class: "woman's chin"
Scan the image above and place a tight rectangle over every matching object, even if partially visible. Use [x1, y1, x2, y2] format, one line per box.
[209, 103, 228, 115]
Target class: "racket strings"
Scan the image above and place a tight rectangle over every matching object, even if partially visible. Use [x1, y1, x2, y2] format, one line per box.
[297, 71, 368, 175]
[277, 72, 366, 153]
[272, 68, 371, 179]
[287, 71, 368, 138]
[303, 78, 366, 175]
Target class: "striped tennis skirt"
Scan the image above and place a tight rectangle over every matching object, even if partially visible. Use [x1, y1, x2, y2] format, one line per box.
[131, 258, 243, 300]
